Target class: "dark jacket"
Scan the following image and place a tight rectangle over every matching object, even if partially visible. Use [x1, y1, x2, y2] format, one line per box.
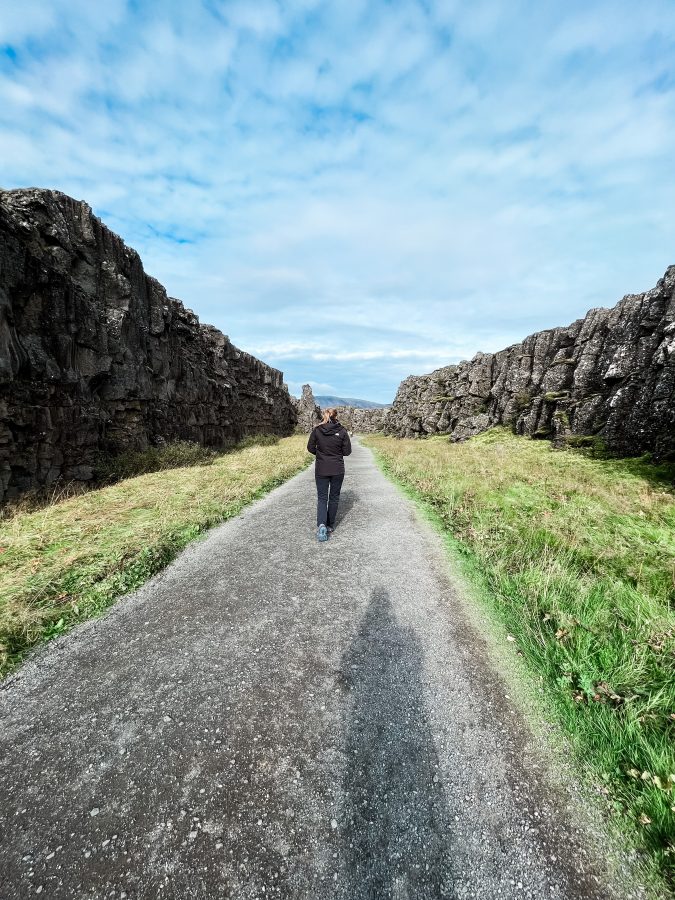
[307, 420, 352, 476]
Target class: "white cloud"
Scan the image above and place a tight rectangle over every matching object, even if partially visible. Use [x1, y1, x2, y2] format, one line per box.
[1, 0, 674, 400]
[249, 343, 478, 363]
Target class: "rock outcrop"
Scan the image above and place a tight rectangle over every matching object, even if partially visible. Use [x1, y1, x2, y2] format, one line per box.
[292, 384, 322, 432]
[385, 266, 675, 458]
[0, 188, 296, 505]
[334, 405, 389, 433]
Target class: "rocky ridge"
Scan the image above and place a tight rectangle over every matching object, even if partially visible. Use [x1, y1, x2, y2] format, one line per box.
[0, 188, 296, 505]
[315, 394, 390, 410]
[384, 267, 675, 458]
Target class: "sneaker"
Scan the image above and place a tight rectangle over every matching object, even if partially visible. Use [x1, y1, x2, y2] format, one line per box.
[317, 524, 328, 542]
[327, 526, 334, 534]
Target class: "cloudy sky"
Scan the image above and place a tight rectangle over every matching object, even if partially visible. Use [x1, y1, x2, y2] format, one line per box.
[2, 1, 674, 402]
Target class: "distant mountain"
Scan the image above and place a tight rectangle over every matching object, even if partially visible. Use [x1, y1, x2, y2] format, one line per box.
[315, 395, 391, 409]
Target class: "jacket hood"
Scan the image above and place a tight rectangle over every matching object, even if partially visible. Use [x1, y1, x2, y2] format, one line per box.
[318, 420, 341, 435]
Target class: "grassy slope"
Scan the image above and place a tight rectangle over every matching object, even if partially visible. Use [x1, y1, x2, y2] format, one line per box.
[365, 428, 675, 886]
[0, 435, 311, 677]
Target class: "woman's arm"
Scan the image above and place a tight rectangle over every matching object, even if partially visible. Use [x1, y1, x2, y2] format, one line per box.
[342, 430, 352, 457]
[307, 429, 317, 455]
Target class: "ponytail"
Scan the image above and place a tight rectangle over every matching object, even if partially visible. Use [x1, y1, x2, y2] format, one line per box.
[320, 407, 338, 425]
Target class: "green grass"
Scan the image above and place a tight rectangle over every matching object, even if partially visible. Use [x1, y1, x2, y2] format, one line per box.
[0, 434, 311, 677]
[364, 428, 675, 887]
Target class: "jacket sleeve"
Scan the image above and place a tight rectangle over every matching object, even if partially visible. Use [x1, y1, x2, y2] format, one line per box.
[342, 430, 352, 457]
[307, 428, 317, 455]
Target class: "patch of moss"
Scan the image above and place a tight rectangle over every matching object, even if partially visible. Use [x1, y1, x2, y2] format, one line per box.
[565, 434, 608, 455]
[544, 391, 570, 402]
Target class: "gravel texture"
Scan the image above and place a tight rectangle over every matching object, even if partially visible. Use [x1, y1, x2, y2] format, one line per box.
[0, 440, 643, 899]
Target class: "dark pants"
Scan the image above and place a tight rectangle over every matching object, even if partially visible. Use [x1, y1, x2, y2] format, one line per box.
[315, 474, 344, 528]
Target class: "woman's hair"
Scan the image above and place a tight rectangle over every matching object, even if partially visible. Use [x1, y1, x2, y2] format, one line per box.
[320, 407, 338, 425]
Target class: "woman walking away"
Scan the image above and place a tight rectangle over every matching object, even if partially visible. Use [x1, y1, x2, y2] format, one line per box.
[307, 408, 352, 542]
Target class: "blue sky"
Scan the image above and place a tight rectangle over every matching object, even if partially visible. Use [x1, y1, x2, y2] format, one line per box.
[2, 1, 674, 403]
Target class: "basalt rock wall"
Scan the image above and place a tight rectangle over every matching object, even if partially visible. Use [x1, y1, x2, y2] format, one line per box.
[0, 188, 296, 505]
[385, 267, 675, 457]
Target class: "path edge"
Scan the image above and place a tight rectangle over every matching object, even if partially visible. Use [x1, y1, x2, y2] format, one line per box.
[1, 456, 314, 687]
[362, 437, 670, 900]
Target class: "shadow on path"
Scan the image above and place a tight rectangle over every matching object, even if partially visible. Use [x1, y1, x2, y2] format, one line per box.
[335, 488, 357, 527]
[340, 588, 455, 899]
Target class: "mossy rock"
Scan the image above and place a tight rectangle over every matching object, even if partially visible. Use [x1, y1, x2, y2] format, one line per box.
[543, 391, 570, 402]
[513, 392, 533, 412]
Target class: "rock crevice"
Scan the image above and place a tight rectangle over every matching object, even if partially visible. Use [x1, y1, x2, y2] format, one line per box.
[0, 188, 296, 504]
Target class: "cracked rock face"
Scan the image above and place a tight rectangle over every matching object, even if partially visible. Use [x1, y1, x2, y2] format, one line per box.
[0, 189, 297, 505]
[384, 267, 675, 458]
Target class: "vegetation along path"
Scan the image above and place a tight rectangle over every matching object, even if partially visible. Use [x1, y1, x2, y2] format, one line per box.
[0, 439, 651, 899]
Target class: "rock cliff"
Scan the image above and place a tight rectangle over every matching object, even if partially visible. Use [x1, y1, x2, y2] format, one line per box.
[385, 266, 675, 458]
[0, 188, 296, 505]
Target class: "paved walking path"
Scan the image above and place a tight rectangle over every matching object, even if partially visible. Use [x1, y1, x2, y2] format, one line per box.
[0, 440, 637, 899]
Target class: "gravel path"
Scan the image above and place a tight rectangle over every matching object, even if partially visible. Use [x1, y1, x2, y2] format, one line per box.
[0, 439, 640, 899]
